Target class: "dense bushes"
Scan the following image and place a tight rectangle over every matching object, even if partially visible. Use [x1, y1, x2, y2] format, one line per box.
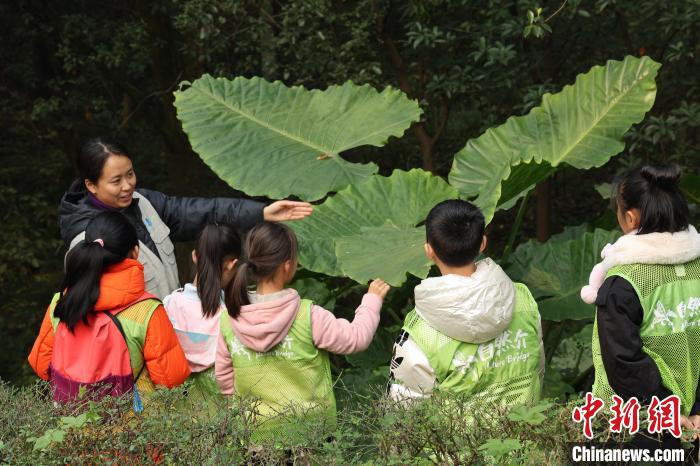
[0, 381, 592, 465]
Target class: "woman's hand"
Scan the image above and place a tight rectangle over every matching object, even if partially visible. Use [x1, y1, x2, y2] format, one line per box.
[368, 279, 391, 299]
[263, 200, 313, 222]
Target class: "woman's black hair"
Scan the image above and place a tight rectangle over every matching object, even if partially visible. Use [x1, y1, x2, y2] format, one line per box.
[77, 138, 131, 183]
[194, 224, 242, 318]
[226, 222, 298, 318]
[615, 163, 689, 234]
[54, 211, 139, 331]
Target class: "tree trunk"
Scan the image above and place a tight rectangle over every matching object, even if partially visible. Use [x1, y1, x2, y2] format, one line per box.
[413, 124, 435, 172]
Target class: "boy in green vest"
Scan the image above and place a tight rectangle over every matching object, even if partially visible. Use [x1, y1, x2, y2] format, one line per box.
[388, 200, 543, 405]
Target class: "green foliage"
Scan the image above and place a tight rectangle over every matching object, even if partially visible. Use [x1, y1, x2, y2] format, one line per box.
[374, 391, 579, 464]
[1, 382, 589, 465]
[506, 228, 621, 321]
[174, 75, 420, 200]
[3, 6, 700, 455]
[449, 55, 660, 221]
[289, 277, 337, 311]
[523, 8, 551, 39]
[478, 438, 522, 462]
[291, 169, 457, 285]
[507, 401, 553, 426]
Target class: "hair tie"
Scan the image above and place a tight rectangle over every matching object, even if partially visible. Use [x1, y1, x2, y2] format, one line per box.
[93, 239, 104, 247]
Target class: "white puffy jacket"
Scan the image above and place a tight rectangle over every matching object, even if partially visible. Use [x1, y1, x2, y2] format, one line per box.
[388, 258, 519, 401]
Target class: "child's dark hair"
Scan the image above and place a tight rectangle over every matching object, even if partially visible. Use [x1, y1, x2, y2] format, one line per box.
[615, 163, 689, 234]
[55, 212, 138, 331]
[194, 224, 242, 318]
[77, 138, 131, 183]
[226, 222, 298, 318]
[425, 199, 485, 267]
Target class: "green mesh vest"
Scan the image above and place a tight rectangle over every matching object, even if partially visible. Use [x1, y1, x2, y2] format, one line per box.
[402, 283, 543, 405]
[219, 299, 336, 441]
[49, 292, 161, 395]
[592, 258, 700, 415]
[188, 367, 219, 397]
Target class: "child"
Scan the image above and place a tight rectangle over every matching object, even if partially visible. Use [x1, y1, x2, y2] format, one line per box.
[589, 164, 700, 435]
[28, 211, 190, 407]
[215, 222, 390, 438]
[388, 200, 543, 405]
[164, 224, 241, 397]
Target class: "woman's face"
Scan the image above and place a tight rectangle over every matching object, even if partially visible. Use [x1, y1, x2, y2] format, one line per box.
[85, 155, 137, 209]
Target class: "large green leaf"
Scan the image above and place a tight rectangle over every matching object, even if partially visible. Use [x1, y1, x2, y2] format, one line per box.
[174, 75, 421, 200]
[336, 224, 430, 286]
[505, 228, 621, 321]
[449, 56, 660, 221]
[290, 169, 457, 286]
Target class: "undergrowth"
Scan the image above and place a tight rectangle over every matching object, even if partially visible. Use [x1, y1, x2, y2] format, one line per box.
[0, 381, 674, 465]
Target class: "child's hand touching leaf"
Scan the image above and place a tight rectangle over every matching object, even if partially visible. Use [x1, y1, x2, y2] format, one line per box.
[368, 279, 390, 299]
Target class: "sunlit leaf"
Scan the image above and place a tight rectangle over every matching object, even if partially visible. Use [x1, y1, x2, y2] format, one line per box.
[449, 56, 660, 221]
[174, 75, 421, 200]
[290, 169, 457, 285]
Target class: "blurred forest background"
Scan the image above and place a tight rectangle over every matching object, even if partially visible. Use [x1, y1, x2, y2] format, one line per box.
[1, 0, 699, 385]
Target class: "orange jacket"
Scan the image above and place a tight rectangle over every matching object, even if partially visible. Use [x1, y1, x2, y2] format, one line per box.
[28, 258, 190, 387]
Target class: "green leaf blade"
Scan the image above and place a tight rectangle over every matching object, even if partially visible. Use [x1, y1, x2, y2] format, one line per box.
[506, 228, 622, 321]
[291, 169, 457, 284]
[336, 225, 430, 286]
[175, 76, 421, 200]
[449, 56, 660, 222]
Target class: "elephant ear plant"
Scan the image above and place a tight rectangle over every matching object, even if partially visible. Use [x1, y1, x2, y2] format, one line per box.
[175, 56, 661, 397]
[174, 76, 421, 201]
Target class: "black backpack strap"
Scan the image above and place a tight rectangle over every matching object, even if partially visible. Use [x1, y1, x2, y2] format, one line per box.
[105, 311, 146, 383]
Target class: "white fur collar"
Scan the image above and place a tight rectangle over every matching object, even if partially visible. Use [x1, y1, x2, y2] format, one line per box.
[603, 226, 700, 269]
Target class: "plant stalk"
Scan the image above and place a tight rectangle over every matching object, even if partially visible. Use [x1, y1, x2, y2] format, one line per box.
[501, 192, 530, 263]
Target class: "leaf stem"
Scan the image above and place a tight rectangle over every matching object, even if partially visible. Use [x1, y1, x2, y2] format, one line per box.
[501, 192, 530, 263]
[545, 0, 568, 22]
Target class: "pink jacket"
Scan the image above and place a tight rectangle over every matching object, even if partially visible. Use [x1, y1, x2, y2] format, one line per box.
[215, 289, 382, 395]
[163, 284, 224, 373]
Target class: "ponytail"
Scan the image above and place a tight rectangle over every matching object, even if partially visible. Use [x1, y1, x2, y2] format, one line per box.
[225, 222, 298, 319]
[194, 224, 242, 318]
[54, 212, 138, 331]
[227, 262, 252, 318]
[616, 163, 690, 234]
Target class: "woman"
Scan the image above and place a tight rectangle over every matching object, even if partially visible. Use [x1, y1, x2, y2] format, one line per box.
[59, 138, 312, 298]
[29, 211, 191, 405]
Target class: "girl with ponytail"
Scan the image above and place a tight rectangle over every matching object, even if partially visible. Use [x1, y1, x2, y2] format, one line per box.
[28, 211, 190, 404]
[215, 222, 390, 438]
[54, 211, 141, 330]
[163, 224, 241, 396]
[582, 163, 700, 447]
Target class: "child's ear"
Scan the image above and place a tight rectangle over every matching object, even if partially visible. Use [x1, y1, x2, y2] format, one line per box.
[129, 245, 140, 260]
[424, 243, 436, 262]
[282, 260, 296, 282]
[225, 258, 238, 272]
[624, 209, 641, 233]
[191, 250, 197, 265]
[479, 235, 488, 253]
